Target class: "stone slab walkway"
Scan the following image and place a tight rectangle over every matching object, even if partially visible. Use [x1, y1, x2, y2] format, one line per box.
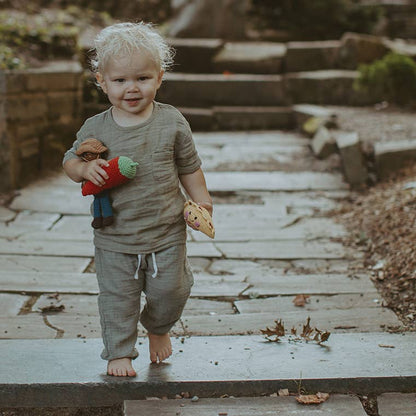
[0, 130, 408, 410]
[1, 334, 415, 407]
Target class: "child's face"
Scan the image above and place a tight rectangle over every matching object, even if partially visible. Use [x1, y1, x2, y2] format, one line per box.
[96, 51, 163, 123]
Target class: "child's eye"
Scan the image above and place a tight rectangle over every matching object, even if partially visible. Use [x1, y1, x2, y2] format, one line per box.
[138, 77, 148, 81]
[114, 78, 125, 83]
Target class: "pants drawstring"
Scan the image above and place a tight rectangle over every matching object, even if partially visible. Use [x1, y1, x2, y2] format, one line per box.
[151, 252, 158, 278]
[134, 254, 142, 280]
[133, 253, 158, 279]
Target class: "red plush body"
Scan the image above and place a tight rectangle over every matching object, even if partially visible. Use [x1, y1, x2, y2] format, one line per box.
[82, 156, 130, 196]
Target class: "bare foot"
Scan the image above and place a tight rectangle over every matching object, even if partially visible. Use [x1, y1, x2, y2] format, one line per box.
[107, 357, 136, 377]
[148, 333, 172, 363]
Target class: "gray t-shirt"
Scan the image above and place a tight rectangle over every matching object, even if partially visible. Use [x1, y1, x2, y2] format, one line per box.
[63, 102, 202, 254]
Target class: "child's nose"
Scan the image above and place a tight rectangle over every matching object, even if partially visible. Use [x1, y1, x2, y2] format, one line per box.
[127, 80, 139, 91]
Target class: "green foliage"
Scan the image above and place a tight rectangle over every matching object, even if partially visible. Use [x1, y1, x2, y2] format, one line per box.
[0, 45, 25, 69]
[0, 11, 79, 57]
[354, 52, 416, 106]
[0, 6, 114, 68]
[249, 0, 382, 40]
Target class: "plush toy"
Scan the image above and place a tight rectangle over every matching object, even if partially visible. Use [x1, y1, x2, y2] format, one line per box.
[81, 156, 139, 195]
[183, 200, 215, 238]
[76, 138, 138, 229]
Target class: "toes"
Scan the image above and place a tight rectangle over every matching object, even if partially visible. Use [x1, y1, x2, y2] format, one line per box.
[128, 368, 137, 377]
[150, 351, 158, 363]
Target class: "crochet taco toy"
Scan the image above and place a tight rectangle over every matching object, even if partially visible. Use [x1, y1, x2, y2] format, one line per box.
[183, 200, 215, 239]
[81, 156, 139, 196]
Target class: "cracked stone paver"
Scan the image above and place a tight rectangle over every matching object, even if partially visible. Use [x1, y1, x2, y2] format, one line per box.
[205, 171, 348, 192]
[0, 315, 56, 338]
[0, 254, 90, 273]
[33, 294, 234, 318]
[0, 294, 30, 316]
[190, 217, 348, 241]
[0, 206, 17, 222]
[215, 240, 348, 259]
[243, 273, 375, 295]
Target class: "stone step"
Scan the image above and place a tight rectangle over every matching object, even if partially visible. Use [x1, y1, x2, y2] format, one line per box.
[285, 40, 341, 72]
[378, 393, 416, 416]
[124, 395, 366, 416]
[180, 105, 295, 131]
[211, 41, 286, 74]
[155, 70, 372, 108]
[168, 38, 224, 73]
[1, 333, 415, 407]
[157, 73, 286, 107]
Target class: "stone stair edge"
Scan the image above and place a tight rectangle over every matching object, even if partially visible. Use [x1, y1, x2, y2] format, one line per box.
[1, 333, 415, 407]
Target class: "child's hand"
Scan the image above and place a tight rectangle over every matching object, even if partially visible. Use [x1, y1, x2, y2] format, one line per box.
[198, 201, 213, 218]
[81, 159, 109, 187]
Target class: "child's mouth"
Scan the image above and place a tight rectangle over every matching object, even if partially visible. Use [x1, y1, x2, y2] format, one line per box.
[125, 98, 140, 106]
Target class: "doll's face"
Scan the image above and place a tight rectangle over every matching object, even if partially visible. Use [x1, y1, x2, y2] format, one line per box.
[184, 209, 201, 228]
[80, 152, 100, 162]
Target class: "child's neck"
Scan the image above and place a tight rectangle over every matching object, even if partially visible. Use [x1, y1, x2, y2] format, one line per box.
[111, 103, 154, 127]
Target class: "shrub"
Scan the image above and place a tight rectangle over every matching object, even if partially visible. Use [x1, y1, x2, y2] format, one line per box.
[354, 52, 416, 106]
[248, 0, 382, 40]
[0, 45, 25, 69]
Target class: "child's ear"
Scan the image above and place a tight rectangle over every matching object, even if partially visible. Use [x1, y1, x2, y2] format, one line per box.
[156, 70, 164, 89]
[95, 72, 107, 93]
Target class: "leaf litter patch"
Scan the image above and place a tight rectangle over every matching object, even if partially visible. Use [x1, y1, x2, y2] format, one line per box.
[334, 165, 416, 331]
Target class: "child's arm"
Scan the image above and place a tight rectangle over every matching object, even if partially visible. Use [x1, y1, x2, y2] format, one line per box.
[63, 158, 109, 186]
[179, 168, 213, 216]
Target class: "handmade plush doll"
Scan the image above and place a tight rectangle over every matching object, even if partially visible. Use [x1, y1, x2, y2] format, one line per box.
[76, 138, 138, 229]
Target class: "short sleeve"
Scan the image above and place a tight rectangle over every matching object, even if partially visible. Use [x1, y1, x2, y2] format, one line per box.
[174, 121, 201, 175]
[62, 117, 96, 166]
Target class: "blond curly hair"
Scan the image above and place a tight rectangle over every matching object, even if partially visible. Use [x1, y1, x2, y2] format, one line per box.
[91, 22, 174, 73]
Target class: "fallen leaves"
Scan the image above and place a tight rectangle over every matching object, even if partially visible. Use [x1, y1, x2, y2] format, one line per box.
[260, 317, 330, 344]
[336, 164, 416, 330]
[296, 392, 330, 405]
[39, 304, 65, 313]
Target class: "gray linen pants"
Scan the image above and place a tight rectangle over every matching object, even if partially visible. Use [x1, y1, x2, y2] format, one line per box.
[94, 244, 193, 361]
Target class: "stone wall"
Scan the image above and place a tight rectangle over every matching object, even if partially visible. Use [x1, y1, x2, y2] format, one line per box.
[0, 61, 83, 192]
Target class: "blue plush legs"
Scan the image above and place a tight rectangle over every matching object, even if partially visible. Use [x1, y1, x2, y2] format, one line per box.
[92, 191, 114, 229]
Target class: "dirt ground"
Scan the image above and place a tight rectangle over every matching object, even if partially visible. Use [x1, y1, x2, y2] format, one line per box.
[329, 104, 416, 331]
[326, 103, 416, 145]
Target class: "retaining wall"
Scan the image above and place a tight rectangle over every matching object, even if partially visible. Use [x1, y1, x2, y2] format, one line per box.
[0, 61, 83, 192]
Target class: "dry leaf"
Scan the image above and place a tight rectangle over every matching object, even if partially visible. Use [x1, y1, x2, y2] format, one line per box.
[47, 292, 61, 300]
[301, 317, 314, 339]
[260, 319, 285, 341]
[319, 331, 331, 343]
[296, 392, 329, 405]
[40, 304, 65, 313]
[261, 317, 330, 344]
[293, 294, 310, 307]
[278, 389, 289, 396]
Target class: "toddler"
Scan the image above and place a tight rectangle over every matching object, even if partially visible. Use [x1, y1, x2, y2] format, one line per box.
[63, 22, 212, 377]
